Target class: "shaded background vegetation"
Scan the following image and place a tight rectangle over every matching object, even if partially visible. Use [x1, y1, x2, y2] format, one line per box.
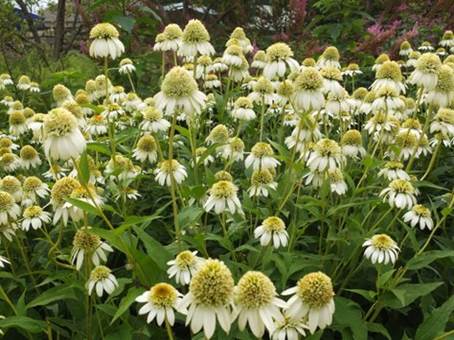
[0, 0, 453, 100]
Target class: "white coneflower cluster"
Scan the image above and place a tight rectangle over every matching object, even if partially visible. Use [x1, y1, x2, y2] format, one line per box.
[1, 20, 452, 340]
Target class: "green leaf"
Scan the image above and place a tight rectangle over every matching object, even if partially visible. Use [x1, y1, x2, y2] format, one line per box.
[367, 322, 391, 340]
[407, 250, 454, 270]
[65, 197, 100, 216]
[385, 282, 443, 308]
[110, 287, 142, 325]
[27, 284, 79, 309]
[177, 206, 204, 229]
[133, 226, 172, 270]
[345, 289, 377, 302]
[112, 15, 136, 34]
[415, 295, 454, 340]
[78, 151, 90, 185]
[0, 316, 46, 333]
[87, 142, 111, 156]
[333, 297, 367, 340]
[377, 269, 395, 288]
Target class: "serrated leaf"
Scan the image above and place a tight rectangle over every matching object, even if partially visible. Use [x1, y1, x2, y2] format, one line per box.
[345, 289, 377, 302]
[367, 322, 391, 339]
[415, 295, 454, 340]
[333, 297, 367, 340]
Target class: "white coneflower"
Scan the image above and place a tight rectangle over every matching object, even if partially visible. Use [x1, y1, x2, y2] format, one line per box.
[101, 103, 124, 120]
[251, 50, 267, 69]
[320, 66, 344, 96]
[222, 45, 244, 67]
[378, 161, 410, 181]
[228, 27, 253, 54]
[372, 54, 390, 72]
[154, 159, 187, 186]
[89, 23, 124, 60]
[204, 180, 242, 214]
[245, 142, 280, 170]
[206, 124, 230, 145]
[28, 113, 46, 141]
[399, 41, 413, 57]
[0, 176, 22, 202]
[363, 234, 399, 265]
[291, 67, 325, 112]
[371, 61, 406, 94]
[0, 74, 13, 90]
[372, 85, 405, 112]
[0, 255, 10, 268]
[154, 66, 206, 116]
[108, 86, 127, 104]
[430, 108, 454, 138]
[104, 155, 140, 181]
[8, 110, 28, 136]
[403, 204, 434, 230]
[271, 314, 309, 340]
[408, 53, 441, 90]
[394, 130, 420, 161]
[254, 216, 288, 248]
[21, 205, 50, 231]
[22, 176, 49, 206]
[425, 65, 454, 108]
[71, 227, 113, 271]
[87, 265, 118, 297]
[52, 84, 74, 107]
[210, 57, 228, 73]
[307, 139, 344, 172]
[233, 271, 287, 338]
[379, 179, 417, 209]
[178, 19, 215, 57]
[364, 111, 397, 137]
[140, 106, 170, 133]
[283, 272, 335, 334]
[195, 55, 212, 79]
[136, 282, 183, 326]
[220, 137, 245, 162]
[167, 250, 204, 285]
[133, 135, 158, 164]
[229, 55, 250, 82]
[342, 63, 362, 77]
[340, 130, 365, 159]
[160, 23, 183, 51]
[179, 259, 234, 339]
[328, 168, 347, 195]
[43, 108, 86, 161]
[50, 176, 81, 225]
[19, 145, 41, 169]
[194, 147, 214, 166]
[17, 75, 31, 91]
[248, 169, 278, 198]
[248, 76, 276, 105]
[285, 116, 321, 153]
[0, 191, 20, 225]
[324, 91, 349, 117]
[87, 114, 108, 136]
[316, 46, 341, 69]
[43, 163, 68, 180]
[231, 97, 256, 121]
[263, 43, 299, 79]
[418, 41, 434, 52]
[204, 74, 221, 89]
[118, 58, 135, 74]
[440, 30, 454, 48]
[0, 153, 20, 173]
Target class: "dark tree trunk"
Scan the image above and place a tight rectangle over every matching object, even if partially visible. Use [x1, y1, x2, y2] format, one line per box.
[54, 0, 66, 58]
